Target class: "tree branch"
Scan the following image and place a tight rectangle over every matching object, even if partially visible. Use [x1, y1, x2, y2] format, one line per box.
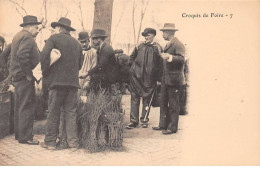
[132, 0, 136, 44]
[8, 0, 27, 16]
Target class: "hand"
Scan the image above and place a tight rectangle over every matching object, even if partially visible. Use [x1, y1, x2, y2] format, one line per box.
[83, 81, 90, 89]
[157, 81, 161, 85]
[160, 53, 170, 60]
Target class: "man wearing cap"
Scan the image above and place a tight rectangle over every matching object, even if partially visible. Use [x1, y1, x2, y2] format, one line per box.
[152, 23, 185, 135]
[40, 17, 83, 150]
[78, 31, 97, 95]
[126, 28, 162, 129]
[88, 29, 118, 90]
[10, 15, 41, 145]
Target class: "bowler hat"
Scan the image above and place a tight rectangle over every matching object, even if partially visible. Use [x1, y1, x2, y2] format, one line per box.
[51, 17, 76, 31]
[141, 28, 156, 36]
[160, 23, 178, 31]
[90, 29, 107, 38]
[78, 31, 90, 41]
[20, 15, 41, 27]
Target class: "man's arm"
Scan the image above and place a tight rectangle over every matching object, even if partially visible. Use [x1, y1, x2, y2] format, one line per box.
[128, 47, 138, 67]
[78, 47, 84, 70]
[88, 47, 112, 75]
[17, 36, 35, 80]
[41, 37, 55, 76]
[166, 42, 185, 63]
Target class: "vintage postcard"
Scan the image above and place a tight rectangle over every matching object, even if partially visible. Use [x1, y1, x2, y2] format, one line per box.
[0, 0, 259, 166]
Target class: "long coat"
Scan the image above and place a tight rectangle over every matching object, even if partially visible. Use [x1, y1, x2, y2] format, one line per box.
[161, 37, 185, 87]
[129, 42, 161, 97]
[88, 42, 118, 85]
[41, 32, 83, 89]
[10, 30, 40, 81]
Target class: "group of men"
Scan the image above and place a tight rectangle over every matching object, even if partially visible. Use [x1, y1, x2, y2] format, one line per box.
[1, 14, 186, 150]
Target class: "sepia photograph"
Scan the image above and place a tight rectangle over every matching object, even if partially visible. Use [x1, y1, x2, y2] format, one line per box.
[0, 0, 259, 166]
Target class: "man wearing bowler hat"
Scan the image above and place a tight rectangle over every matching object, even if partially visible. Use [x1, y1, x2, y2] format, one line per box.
[10, 15, 41, 145]
[88, 29, 118, 90]
[152, 23, 185, 134]
[40, 17, 83, 150]
[78, 31, 97, 95]
[126, 28, 162, 129]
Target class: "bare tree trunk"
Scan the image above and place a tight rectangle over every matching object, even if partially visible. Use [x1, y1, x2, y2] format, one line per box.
[92, 0, 114, 45]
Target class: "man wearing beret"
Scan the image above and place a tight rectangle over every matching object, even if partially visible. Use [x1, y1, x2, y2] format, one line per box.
[40, 17, 83, 150]
[10, 15, 41, 145]
[126, 28, 162, 129]
[78, 31, 97, 95]
[88, 29, 118, 90]
[152, 23, 186, 135]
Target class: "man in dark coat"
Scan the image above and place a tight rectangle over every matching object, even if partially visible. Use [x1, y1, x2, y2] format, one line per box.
[10, 15, 41, 145]
[152, 23, 185, 134]
[126, 28, 162, 129]
[40, 17, 83, 150]
[87, 29, 118, 90]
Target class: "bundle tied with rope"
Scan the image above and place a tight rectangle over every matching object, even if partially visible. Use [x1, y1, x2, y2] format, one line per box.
[77, 84, 124, 152]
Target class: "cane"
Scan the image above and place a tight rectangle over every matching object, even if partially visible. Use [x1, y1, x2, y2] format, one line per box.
[143, 86, 157, 122]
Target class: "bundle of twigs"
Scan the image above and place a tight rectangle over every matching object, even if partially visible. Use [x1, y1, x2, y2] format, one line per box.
[78, 85, 124, 152]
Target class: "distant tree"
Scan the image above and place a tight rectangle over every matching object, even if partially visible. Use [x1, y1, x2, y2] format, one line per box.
[92, 0, 114, 44]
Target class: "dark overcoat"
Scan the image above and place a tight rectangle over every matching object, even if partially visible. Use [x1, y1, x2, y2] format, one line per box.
[129, 42, 161, 97]
[88, 42, 119, 84]
[161, 37, 185, 87]
[41, 32, 83, 89]
[10, 30, 40, 81]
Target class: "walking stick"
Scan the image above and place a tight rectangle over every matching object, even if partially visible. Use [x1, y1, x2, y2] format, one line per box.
[143, 86, 157, 122]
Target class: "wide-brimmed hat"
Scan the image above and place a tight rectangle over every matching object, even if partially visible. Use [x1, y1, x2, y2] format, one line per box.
[51, 17, 75, 31]
[141, 28, 156, 36]
[20, 15, 42, 27]
[160, 23, 178, 31]
[78, 31, 90, 41]
[90, 29, 107, 38]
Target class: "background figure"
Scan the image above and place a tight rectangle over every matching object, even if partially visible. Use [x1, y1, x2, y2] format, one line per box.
[152, 23, 185, 135]
[126, 28, 161, 129]
[88, 29, 119, 91]
[10, 15, 41, 145]
[114, 49, 130, 94]
[40, 17, 83, 150]
[78, 31, 97, 96]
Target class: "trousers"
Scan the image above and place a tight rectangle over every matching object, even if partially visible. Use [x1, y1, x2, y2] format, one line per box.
[130, 92, 152, 124]
[13, 78, 35, 142]
[44, 86, 78, 148]
[159, 84, 180, 132]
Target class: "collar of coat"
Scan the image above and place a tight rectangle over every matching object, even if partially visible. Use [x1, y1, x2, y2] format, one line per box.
[59, 32, 71, 36]
[164, 37, 177, 51]
[22, 29, 33, 37]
